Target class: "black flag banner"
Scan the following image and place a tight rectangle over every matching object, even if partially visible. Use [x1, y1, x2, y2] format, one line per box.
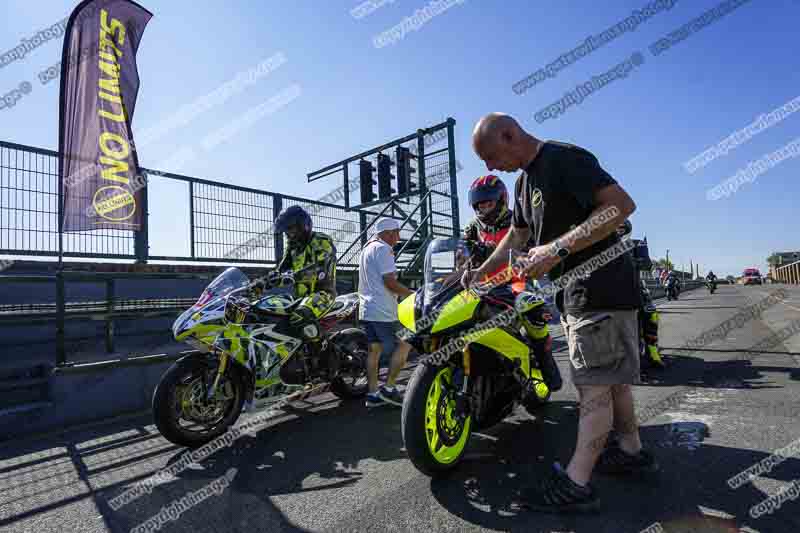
[59, 0, 152, 231]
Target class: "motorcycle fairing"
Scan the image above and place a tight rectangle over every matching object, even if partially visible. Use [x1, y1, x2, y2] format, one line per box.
[398, 293, 416, 332]
[430, 290, 481, 334]
[321, 293, 360, 322]
[472, 328, 531, 377]
[254, 294, 296, 316]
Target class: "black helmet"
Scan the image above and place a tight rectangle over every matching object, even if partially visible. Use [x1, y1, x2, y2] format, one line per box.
[275, 206, 313, 244]
[617, 220, 632, 238]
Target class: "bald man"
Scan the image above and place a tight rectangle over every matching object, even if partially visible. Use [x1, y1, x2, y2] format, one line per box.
[463, 113, 659, 514]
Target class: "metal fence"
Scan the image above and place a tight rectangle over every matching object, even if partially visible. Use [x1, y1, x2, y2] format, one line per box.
[775, 260, 800, 284]
[0, 118, 460, 269]
[307, 118, 460, 274]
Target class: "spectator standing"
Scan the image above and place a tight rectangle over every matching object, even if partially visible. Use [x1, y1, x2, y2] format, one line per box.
[358, 218, 415, 408]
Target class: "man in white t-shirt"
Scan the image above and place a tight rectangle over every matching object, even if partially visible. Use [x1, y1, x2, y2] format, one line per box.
[358, 217, 414, 408]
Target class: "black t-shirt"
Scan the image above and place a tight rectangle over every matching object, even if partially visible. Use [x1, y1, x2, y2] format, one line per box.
[512, 141, 640, 313]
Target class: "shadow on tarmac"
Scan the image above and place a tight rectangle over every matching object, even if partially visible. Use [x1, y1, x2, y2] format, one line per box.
[639, 355, 786, 390]
[427, 402, 800, 532]
[100, 380, 415, 532]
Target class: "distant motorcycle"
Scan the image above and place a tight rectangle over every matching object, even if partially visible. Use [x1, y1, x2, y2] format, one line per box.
[665, 278, 679, 301]
[707, 279, 717, 294]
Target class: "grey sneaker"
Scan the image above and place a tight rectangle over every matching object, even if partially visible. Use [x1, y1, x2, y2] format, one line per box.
[365, 392, 386, 408]
[378, 385, 404, 406]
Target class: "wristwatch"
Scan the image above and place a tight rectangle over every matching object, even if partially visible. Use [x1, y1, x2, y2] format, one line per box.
[550, 240, 570, 261]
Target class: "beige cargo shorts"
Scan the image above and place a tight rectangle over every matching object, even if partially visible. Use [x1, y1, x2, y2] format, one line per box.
[560, 309, 641, 386]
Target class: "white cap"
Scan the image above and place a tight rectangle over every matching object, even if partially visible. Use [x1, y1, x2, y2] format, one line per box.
[374, 218, 400, 233]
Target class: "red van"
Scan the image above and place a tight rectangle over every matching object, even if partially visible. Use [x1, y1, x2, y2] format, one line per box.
[742, 268, 762, 285]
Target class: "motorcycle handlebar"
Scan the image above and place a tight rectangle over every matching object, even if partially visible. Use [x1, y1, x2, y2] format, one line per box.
[247, 260, 330, 294]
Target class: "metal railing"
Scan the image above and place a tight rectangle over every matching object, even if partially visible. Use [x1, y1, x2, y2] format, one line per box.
[0, 119, 459, 270]
[0, 272, 217, 367]
[775, 260, 800, 284]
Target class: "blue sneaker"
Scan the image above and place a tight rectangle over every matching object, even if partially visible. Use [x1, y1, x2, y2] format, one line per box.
[378, 385, 404, 406]
[365, 392, 386, 408]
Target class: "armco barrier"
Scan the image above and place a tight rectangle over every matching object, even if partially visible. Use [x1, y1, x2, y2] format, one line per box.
[644, 279, 705, 300]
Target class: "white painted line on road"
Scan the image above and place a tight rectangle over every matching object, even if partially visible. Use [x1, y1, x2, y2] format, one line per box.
[471, 432, 499, 441]
[698, 504, 735, 520]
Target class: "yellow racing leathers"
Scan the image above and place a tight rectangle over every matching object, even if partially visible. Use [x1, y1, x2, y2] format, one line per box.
[277, 231, 337, 367]
[639, 282, 664, 368]
[462, 214, 562, 392]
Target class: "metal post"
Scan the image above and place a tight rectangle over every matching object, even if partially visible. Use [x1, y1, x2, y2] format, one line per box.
[445, 118, 460, 237]
[359, 211, 368, 247]
[417, 130, 428, 241]
[273, 195, 283, 262]
[105, 279, 115, 353]
[56, 272, 65, 366]
[189, 181, 196, 259]
[343, 164, 350, 211]
[134, 173, 149, 263]
[58, 159, 64, 267]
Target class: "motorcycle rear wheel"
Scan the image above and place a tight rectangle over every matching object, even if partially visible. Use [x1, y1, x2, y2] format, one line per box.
[401, 362, 472, 477]
[330, 328, 369, 399]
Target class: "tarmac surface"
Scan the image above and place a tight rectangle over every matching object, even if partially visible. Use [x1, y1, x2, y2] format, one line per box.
[1, 284, 799, 533]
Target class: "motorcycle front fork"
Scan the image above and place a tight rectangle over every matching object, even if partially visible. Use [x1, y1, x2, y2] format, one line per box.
[445, 347, 471, 419]
[206, 350, 230, 401]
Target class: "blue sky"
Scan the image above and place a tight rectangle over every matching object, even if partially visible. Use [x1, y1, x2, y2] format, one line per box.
[1, 0, 798, 277]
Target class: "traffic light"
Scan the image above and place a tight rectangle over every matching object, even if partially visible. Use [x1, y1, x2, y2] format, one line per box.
[359, 159, 376, 204]
[377, 153, 395, 199]
[396, 146, 416, 195]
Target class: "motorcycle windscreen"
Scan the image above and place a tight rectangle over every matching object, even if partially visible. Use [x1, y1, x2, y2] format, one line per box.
[422, 238, 472, 308]
[420, 237, 505, 333]
[194, 267, 250, 309]
[173, 267, 249, 340]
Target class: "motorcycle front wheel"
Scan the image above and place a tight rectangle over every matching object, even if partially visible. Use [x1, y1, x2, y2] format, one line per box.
[152, 354, 246, 448]
[401, 362, 472, 477]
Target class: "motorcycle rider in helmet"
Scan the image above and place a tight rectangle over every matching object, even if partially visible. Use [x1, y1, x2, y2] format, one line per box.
[462, 175, 562, 392]
[273, 206, 338, 374]
[616, 221, 664, 369]
[664, 270, 680, 298]
[706, 270, 717, 293]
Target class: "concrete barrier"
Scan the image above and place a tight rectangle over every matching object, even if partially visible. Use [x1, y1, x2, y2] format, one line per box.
[0, 355, 183, 442]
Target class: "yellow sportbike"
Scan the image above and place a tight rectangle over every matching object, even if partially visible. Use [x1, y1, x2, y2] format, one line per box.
[153, 266, 368, 448]
[399, 238, 555, 477]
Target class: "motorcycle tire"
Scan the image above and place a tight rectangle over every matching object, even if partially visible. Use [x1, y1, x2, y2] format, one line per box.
[152, 354, 246, 449]
[329, 328, 369, 399]
[401, 361, 472, 477]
